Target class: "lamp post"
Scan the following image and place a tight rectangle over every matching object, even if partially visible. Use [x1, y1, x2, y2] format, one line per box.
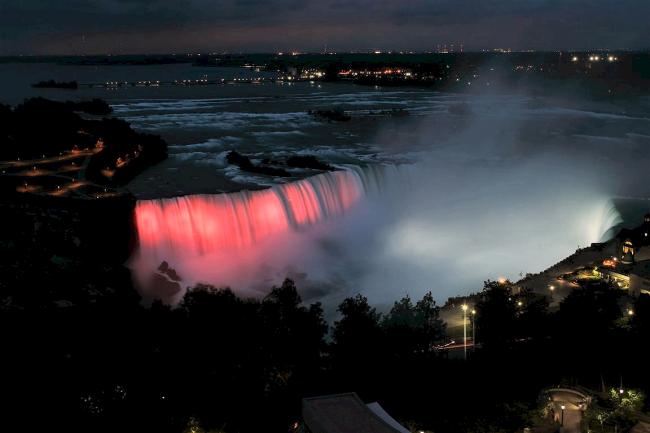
[462, 304, 468, 360]
[471, 309, 476, 347]
[560, 405, 565, 427]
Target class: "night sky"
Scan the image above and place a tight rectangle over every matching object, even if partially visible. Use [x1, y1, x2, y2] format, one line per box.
[1, 0, 648, 55]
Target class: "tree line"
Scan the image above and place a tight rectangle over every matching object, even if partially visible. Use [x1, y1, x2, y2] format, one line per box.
[3, 272, 650, 432]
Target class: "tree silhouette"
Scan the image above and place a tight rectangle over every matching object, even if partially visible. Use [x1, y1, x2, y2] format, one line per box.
[475, 280, 517, 347]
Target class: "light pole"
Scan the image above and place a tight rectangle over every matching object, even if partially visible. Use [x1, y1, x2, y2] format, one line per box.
[471, 309, 476, 347]
[462, 304, 468, 360]
[560, 405, 565, 428]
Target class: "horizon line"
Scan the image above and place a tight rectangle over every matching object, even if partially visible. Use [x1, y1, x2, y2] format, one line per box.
[2, 48, 650, 58]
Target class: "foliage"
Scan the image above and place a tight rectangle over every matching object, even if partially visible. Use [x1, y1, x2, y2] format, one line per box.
[475, 280, 518, 346]
[585, 388, 645, 432]
[609, 388, 644, 415]
[631, 293, 650, 336]
[557, 280, 622, 334]
[382, 292, 446, 355]
[3, 241, 650, 433]
[332, 293, 382, 356]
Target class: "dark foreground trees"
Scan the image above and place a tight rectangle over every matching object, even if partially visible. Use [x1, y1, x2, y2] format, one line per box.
[2, 274, 650, 433]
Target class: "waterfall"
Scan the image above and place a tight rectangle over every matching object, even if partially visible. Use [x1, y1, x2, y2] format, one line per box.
[134, 166, 393, 262]
[596, 199, 624, 242]
[130, 160, 628, 306]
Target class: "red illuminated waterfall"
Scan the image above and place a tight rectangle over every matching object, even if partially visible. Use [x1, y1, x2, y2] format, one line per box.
[135, 169, 370, 260]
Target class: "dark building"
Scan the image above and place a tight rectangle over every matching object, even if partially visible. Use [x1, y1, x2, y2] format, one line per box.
[302, 393, 409, 433]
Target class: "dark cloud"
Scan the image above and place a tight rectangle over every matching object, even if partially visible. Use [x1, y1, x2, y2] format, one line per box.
[0, 0, 648, 54]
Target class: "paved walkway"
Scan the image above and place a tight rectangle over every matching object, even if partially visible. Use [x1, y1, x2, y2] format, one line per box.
[546, 389, 589, 433]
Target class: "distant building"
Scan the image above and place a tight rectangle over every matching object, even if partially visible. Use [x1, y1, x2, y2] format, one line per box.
[621, 239, 635, 264]
[630, 260, 650, 297]
[616, 213, 650, 260]
[302, 393, 409, 433]
[592, 213, 650, 295]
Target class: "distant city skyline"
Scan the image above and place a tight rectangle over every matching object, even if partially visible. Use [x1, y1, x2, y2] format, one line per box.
[1, 0, 648, 55]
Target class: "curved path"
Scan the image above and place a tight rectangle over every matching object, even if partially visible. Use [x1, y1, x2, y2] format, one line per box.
[543, 388, 591, 433]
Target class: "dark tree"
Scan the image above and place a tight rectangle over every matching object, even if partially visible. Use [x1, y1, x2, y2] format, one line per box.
[556, 280, 622, 336]
[475, 280, 518, 347]
[631, 293, 650, 337]
[382, 292, 446, 357]
[515, 288, 550, 341]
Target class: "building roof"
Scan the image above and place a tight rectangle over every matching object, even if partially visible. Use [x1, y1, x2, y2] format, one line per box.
[366, 402, 410, 433]
[302, 393, 407, 433]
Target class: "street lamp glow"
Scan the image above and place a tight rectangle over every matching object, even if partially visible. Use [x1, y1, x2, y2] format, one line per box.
[462, 304, 468, 360]
[628, 309, 634, 316]
[517, 301, 523, 307]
